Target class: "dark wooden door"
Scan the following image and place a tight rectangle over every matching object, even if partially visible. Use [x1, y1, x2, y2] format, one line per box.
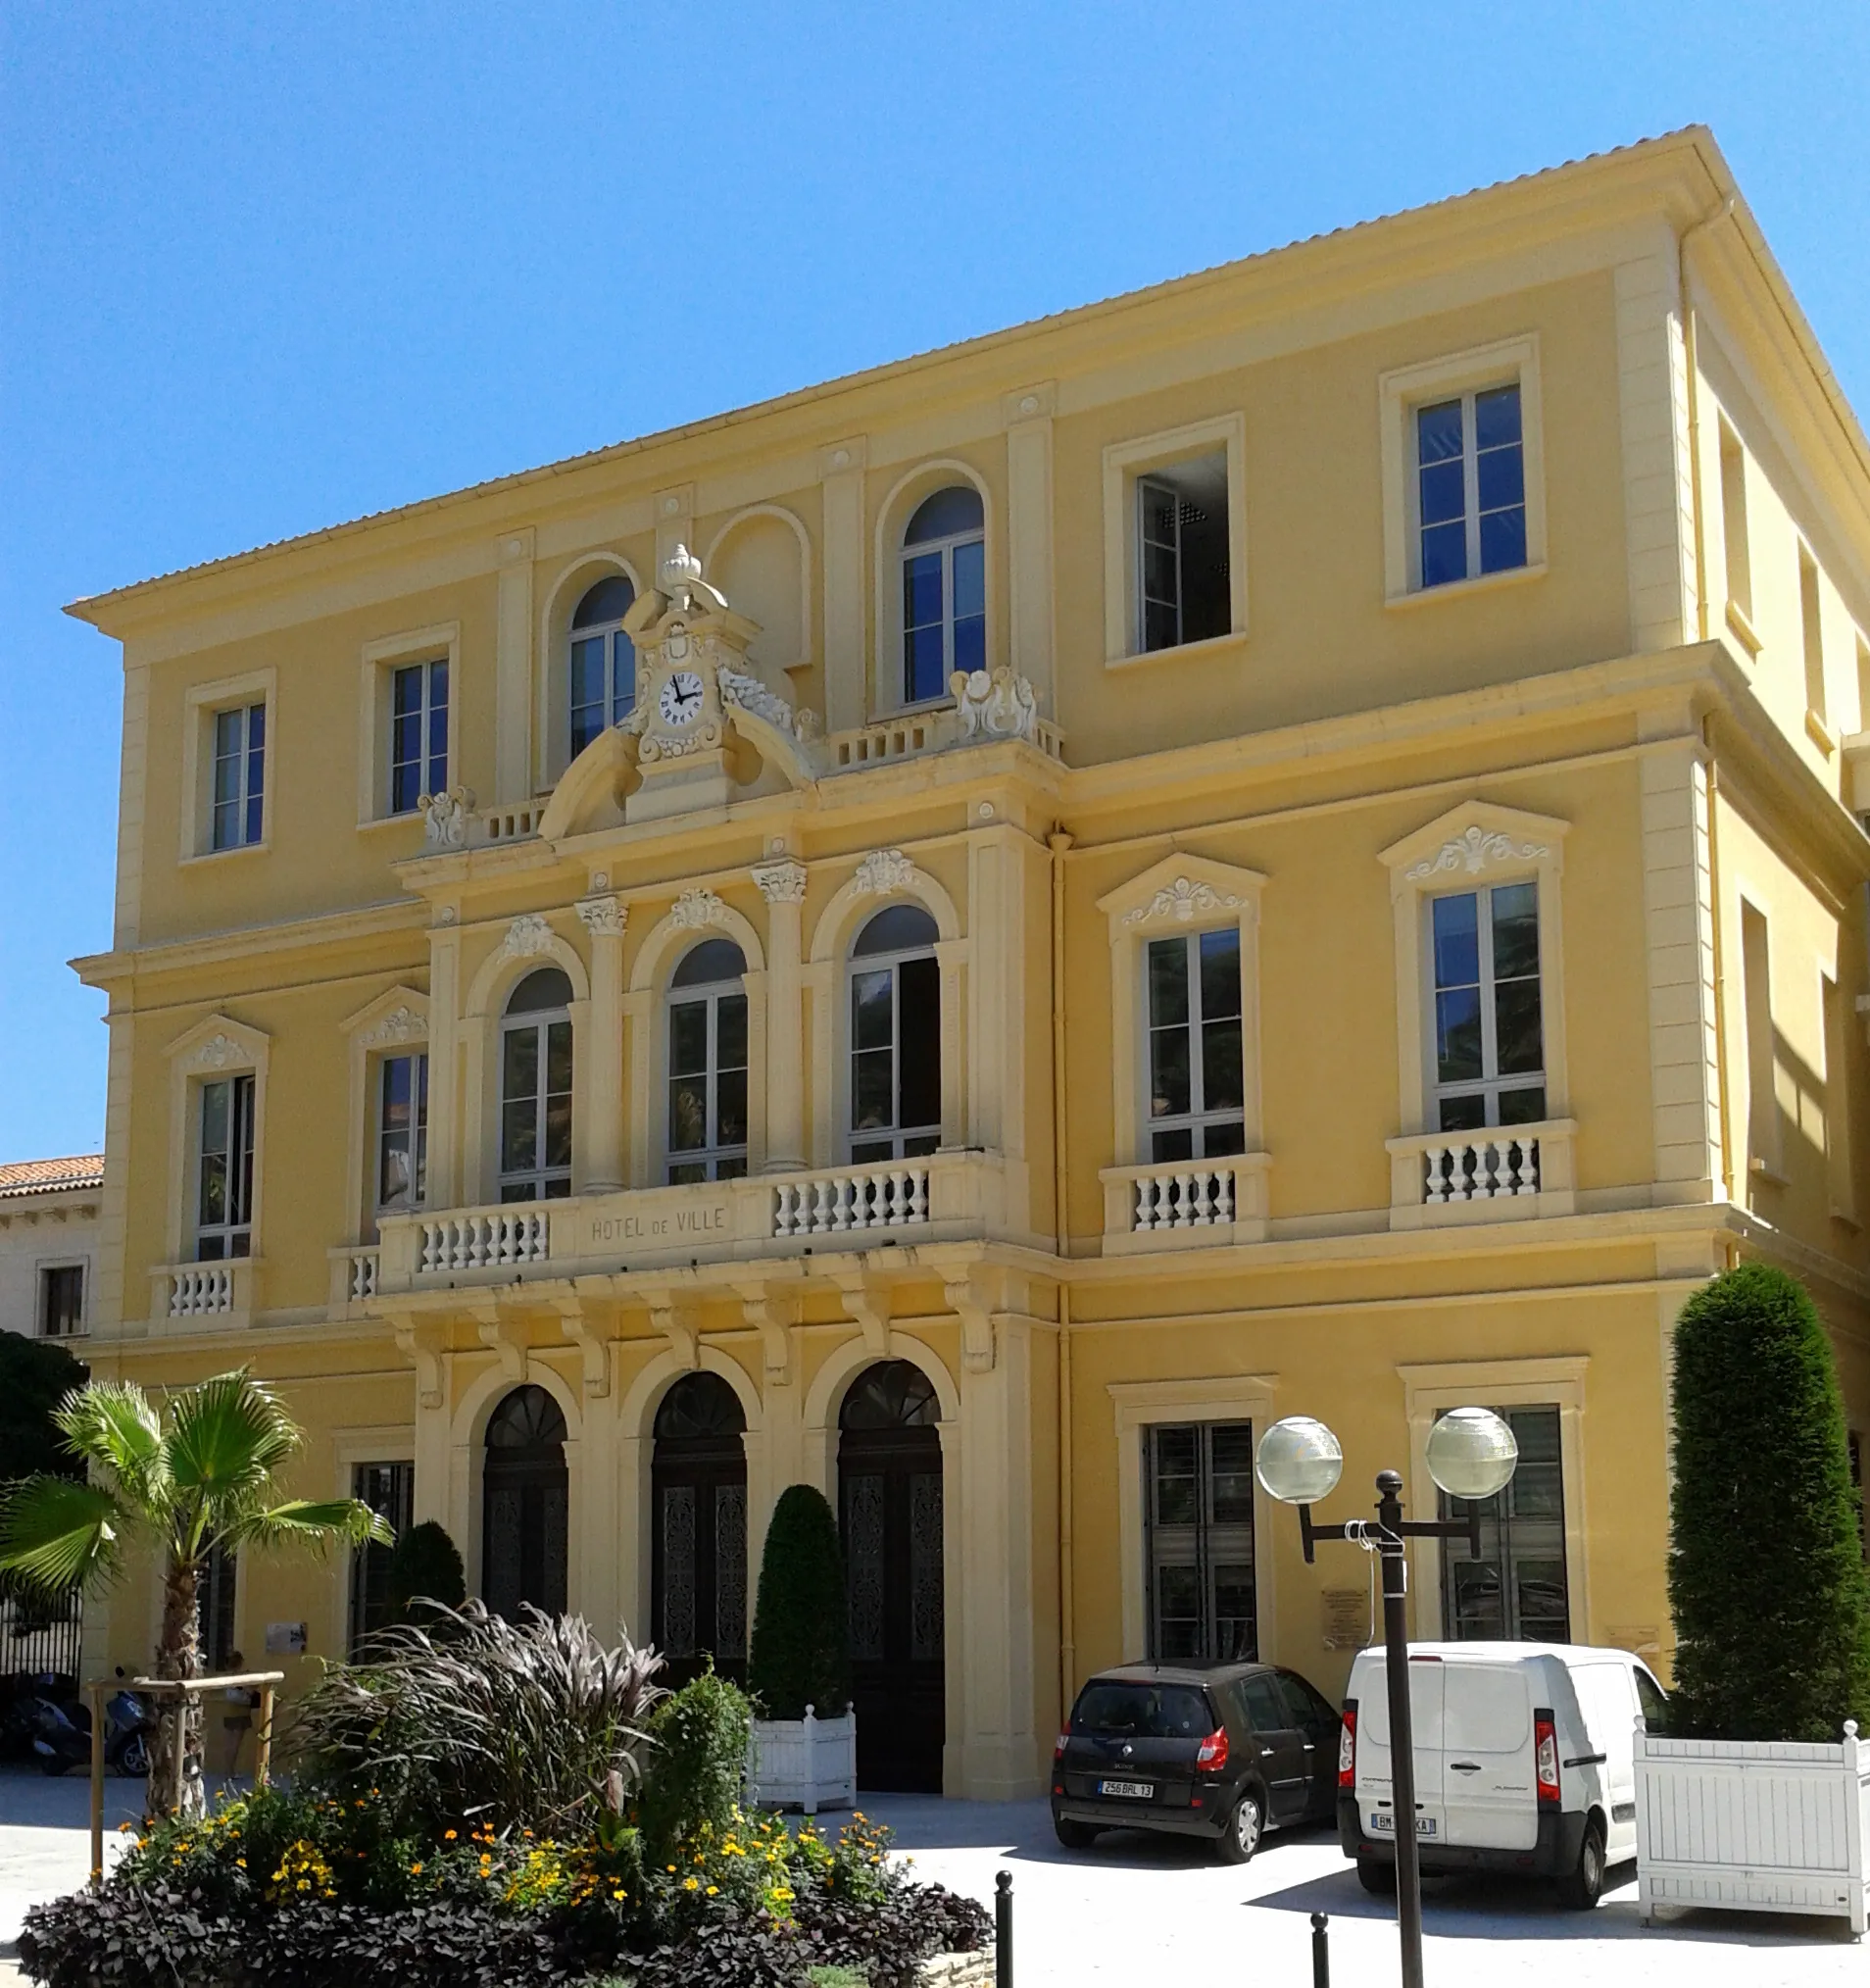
[483, 1385, 568, 1619]
[651, 1372, 748, 1687]
[839, 1361, 944, 1792]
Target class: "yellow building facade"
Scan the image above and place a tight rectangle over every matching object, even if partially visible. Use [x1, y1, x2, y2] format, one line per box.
[66, 128, 1870, 1798]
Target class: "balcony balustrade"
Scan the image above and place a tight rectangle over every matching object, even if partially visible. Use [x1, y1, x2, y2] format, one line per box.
[1385, 1119, 1576, 1228]
[147, 1258, 259, 1330]
[1099, 1154, 1272, 1254]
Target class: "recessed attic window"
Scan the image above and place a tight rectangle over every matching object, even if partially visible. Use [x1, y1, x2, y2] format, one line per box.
[1137, 450, 1231, 653]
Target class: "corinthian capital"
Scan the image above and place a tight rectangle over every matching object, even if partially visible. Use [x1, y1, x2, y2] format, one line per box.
[751, 857, 808, 905]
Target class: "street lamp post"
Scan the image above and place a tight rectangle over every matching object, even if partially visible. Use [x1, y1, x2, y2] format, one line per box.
[1255, 1411, 1520, 1988]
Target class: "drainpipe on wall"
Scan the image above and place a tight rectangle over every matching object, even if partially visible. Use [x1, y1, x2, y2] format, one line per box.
[1049, 828, 1075, 1714]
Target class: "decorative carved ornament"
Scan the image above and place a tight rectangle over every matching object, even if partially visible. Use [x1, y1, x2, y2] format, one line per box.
[751, 857, 808, 906]
[1121, 876, 1244, 927]
[668, 886, 729, 931]
[183, 1032, 247, 1071]
[719, 662, 817, 743]
[852, 848, 917, 896]
[502, 913, 557, 959]
[1403, 826, 1551, 883]
[951, 665, 1039, 743]
[418, 785, 476, 850]
[357, 1005, 426, 1050]
[575, 895, 626, 938]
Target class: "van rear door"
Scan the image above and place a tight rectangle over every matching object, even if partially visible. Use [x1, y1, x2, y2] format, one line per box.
[1354, 1652, 1446, 1846]
[1441, 1659, 1537, 1850]
[1569, 1660, 1642, 1857]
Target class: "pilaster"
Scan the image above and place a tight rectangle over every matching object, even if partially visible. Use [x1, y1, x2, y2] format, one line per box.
[1004, 385, 1056, 717]
[576, 896, 627, 1190]
[818, 439, 867, 733]
[753, 858, 809, 1171]
[425, 922, 464, 1210]
[1615, 244, 1697, 654]
[494, 529, 535, 804]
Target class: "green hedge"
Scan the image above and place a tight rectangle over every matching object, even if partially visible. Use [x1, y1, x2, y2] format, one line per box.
[748, 1484, 850, 1720]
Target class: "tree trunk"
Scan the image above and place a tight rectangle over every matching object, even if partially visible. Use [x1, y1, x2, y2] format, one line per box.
[148, 1557, 203, 1822]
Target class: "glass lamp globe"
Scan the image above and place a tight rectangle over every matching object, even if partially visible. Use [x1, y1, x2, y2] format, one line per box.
[1255, 1416, 1345, 1507]
[1425, 1407, 1519, 1501]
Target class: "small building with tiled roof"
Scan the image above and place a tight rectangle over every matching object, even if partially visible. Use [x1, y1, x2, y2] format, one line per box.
[0, 1154, 102, 1340]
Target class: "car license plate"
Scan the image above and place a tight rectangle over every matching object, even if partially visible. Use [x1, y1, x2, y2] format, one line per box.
[1369, 1811, 1438, 1837]
[1098, 1778, 1155, 1799]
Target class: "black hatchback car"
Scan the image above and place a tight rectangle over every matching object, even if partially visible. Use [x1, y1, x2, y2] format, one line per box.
[1051, 1662, 1342, 1863]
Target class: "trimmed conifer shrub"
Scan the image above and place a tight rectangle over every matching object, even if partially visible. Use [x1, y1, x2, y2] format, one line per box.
[636, 1666, 753, 1862]
[385, 1519, 467, 1623]
[1668, 1262, 1870, 1740]
[748, 1484, 850, 1720]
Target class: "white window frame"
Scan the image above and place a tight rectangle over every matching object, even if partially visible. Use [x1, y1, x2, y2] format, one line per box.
[192, 1069, 258, 1262]
[665, 949, 751, 1184]
[181, 668, 275, 862]
[1379, 335, 1547, 606]
[1102, 415, 1248, 667]
[1142, 926, 1250, 1163]
[498, 992, 574, 1204]
[374, 1049, 429, 1219]
[1424, 879, 1548, 1131]
[388, 660, 450, 817]
[871, 463, 996, 720]
[356, 624, 460, 831]
[567, 584, 638, 763]
[898, 507, 986, 708]
[339, 987, 431, 1250]
[163, 1014, 271, 1284]
[37, 1261, 86, 1338]
[847, 917, 944, 1163]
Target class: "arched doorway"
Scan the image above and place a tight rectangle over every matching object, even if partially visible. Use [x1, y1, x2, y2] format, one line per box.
[651, 1371, 749, 1685]
[482, 1384, 568, 1619]
[838, 1360, 944, 1791]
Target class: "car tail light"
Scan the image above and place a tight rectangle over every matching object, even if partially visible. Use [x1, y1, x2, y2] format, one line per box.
[1196, 1726, 1229, 1770]
[1053, 1730, 1070, 1763]
[1534, 1710, 1559, 1805]
[1338, 1701, 1357, 1789]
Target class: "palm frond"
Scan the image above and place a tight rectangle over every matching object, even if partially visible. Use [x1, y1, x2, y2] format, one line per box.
[165, 1369, 300, 1500]
[223, 1498, 392, 1555]
[0, 1475, 131, 1595]
[54, 1382, 169, 1512]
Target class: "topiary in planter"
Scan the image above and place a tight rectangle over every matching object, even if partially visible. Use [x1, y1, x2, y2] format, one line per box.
[748, 1484, 850, 1720]
[1668, 1262, 1870, 1740]
[385, 1519, 467, 1623]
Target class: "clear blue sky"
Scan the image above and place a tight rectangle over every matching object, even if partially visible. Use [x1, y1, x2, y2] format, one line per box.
[3, 1, 1867, 1160]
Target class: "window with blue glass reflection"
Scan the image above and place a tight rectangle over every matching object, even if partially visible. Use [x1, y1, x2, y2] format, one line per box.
[211, 702, 267, 851]
[1415, 382, 1525, 589]
[390, 660, 448, 815]
[1145, 926, 1246, 1162]
[901, 486, 984, 704]
[1430, 882, 1544, 1129]
[568, 574, 637, 760]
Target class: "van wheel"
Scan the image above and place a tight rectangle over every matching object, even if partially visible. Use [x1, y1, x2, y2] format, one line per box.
[1557, 1820, 1606, 1910]
[1053, 1817, 1100, 1851]
[1216, 1789, 1263, 1864]
[1356, 1856, 1397, 1895]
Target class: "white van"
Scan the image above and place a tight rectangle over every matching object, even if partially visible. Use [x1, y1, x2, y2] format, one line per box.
[1339, 1642, 1667, 1909]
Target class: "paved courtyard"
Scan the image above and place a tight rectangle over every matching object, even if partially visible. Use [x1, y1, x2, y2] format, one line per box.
[2, 1768, 1866, 1984]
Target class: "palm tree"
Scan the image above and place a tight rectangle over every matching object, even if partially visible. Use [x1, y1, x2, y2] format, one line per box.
[0, 1368, 391, 1818]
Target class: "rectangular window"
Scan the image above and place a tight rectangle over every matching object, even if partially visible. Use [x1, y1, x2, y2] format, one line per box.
[1136, 451, 1230, 653]
[198, 1541, 238, 1671]
[667, 990, 751, 1184]
[39, 1265, 83, 1337]
[196, 1072, 256, 1260]
[376, 1053, 428, 1217]
[1741, 901, 1779, 1183]
[1430, 883, 1544, 1130]
[1719, 417, 1752, 626]
[1415, 383, 1526, 589]
[1800, 546, 1827, 726]
[347, 1461, 414, 1656]
[849, 956, 942, 1164]
[499, 1019, 573, 1202]
[1145, 928, 1246, 1162]
[211, 703, 267, 851]
[1144, 1421, 1255, 1662]
[1440, 1404, 1569, 1641]
[389, 660, 449, 815]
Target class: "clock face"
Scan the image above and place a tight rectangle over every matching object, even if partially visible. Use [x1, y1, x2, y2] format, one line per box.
[659, 670, 705, 727]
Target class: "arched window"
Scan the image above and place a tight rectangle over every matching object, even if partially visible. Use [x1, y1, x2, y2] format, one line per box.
[569, 574, 637, 761]
[483, 1384, 567, 1619]
[652, 1371, 748, 1683]
[850, 905, 941, 1163]
[500, 968, 573, 1203]
[901, 486, 984, 706]
[667, 939, 749, 1183]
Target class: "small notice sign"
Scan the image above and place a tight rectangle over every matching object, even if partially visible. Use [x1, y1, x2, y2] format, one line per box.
[1321, 1589, 1369, 1651]
[265, 1621, 308, 1656]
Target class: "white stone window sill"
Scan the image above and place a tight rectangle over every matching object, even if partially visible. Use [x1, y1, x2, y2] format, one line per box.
[356, 811, 428, 836]
[1725, 598, 1763, 657]
[180, 839, 269, 867]
[1385, 562, 1547, 612]
[1104, 628, 1247, 673]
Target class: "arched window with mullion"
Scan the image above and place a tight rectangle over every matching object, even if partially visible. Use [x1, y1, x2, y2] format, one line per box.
[499, 969, 574, 1203]
[901, 487, 984, 706]
[666, 939, 750, 1184]
[568, 575, 638, 761]
[850, 905, 941, 1164]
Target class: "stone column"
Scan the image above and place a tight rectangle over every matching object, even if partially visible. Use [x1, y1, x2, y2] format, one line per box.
[753, 858, 809, 1172]
[494, 528, 536, 803]
[425, 919, 463, 1210]
[576, 896, 628, 1191]
[817, 439, 867, 733]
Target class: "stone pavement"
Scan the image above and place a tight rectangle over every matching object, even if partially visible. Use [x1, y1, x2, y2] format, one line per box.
[2, 1768, 1865, 1985]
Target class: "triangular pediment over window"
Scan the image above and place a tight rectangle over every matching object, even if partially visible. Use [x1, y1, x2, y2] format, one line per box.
[339, 986, 430, 1049]
[166, 1012, 270, 1074]
[1379, 800, 1569, 892]
[1097, 852, 1267, 939]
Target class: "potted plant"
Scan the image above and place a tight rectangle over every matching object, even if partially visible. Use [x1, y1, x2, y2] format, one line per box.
[1637, 1264, 1870, 1929]
[745, 1483, 856, 1814]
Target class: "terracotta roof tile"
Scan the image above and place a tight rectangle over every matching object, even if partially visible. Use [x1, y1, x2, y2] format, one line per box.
[0, 1155, 105, 1200]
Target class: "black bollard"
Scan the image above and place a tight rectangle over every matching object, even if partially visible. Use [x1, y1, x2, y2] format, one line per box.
[996, 1868, 1012, 1988]
[1310, 1911, 1330, 1988]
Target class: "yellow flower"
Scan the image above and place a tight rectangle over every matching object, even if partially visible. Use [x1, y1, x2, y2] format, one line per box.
[613, 1888, 626, 1900]
[666, 1864, 677, 1873]
[706, 1884, 719, 1896]
[410, 1863, 423, 1876]
[443, 1829, 457, 1841]
[235, 1859, 246, 1869]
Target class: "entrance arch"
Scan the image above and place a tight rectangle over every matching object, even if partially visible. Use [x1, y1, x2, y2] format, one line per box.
[838, 1360, 945, 1791]
[483, 1384, 568, 1618]
[651, 1371, 749, 1684]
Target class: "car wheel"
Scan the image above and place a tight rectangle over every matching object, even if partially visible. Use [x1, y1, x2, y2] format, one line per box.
[1355, 1855, 1397, 1895]
[1053, 1816, 1100, 1851]
[1215, 1789, 1263, 1864]
[1557, 1819, 1606, 1911]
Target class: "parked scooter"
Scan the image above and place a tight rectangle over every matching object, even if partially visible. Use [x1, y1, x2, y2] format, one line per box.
[28, 1673, 155, 1777]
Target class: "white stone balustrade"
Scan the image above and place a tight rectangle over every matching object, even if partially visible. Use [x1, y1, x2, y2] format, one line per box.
[772, 1165, 930, 1235]
[169, 1265, 232, 1316]
[825, 703, 1064, 772]
[148, 1257, 258, 1327]
[479, 801, 545, 843]
[1099, 1154, 1272, 1254]
[1386, 1118, 1576, 1229]
[418, 1209, 549, 1273]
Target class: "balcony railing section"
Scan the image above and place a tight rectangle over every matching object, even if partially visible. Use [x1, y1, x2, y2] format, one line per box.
[480, 802, 546, 844]
[1386, 1119, 1577, 1228]
[772, 1165, 930, 1236]
[169, 1265, 233, 1316]
[1099, 1154, 1272, 1254]
[419, 1210, 549, 1273]
[1422, 1135, 1540, 1203]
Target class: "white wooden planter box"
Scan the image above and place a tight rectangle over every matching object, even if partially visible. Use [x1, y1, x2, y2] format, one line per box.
[746, 1705, 857, 1814]
[1635, 1718, 1870, 1932]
